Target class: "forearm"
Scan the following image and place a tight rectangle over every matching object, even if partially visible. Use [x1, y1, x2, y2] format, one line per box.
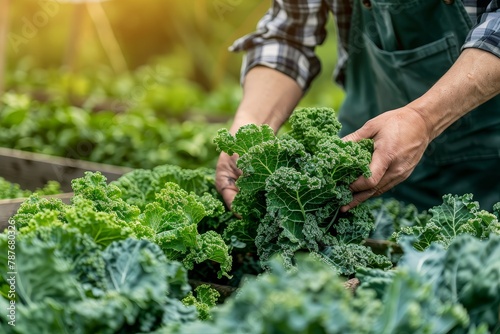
[230, 66, 303, 134]
[408, 48, 500, 140]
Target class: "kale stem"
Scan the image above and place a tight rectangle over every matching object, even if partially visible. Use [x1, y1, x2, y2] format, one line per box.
[325, 206, 340, 232]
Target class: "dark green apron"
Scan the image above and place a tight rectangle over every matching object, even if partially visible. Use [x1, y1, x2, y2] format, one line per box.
[338, 0, 500, 211]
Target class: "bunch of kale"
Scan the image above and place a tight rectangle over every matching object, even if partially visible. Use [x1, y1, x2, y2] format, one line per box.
[215, 107, 392, 275]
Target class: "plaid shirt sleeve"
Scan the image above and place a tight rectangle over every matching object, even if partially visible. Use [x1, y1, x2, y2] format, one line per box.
[462, 1, 500, 58]
[229, 0, 329, 91]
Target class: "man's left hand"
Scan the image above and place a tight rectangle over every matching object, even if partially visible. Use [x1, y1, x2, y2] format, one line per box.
[340, 106, 431, 211]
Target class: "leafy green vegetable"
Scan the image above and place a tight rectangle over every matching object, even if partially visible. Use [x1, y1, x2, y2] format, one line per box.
[358, 235, 500, 333]
[0, 231, 198, 333]
[111, 164, 218, 211]
[492, 202, 500, 220]
[0, 93, 221, 169]
[166, 255, 466, 334]
[214, 107, 390, 275]
[139, 182, 231, 278]
[366, 197, 429, 241]
[393, 194, 500, 251]
[10, 194, 68, 229]
[0, 177, 30, 200]
[0, 177, 61, 200]
[71, 171, 141, 223]
[2, 168, 233, 332]
[13, 192, 135, 249]
[182, 284, 220, 320]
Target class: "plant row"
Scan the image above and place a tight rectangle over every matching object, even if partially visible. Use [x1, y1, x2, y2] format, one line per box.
[0, 93, 223, 169]
[0, 177, 61, 200]
[1, 107, 499, 333]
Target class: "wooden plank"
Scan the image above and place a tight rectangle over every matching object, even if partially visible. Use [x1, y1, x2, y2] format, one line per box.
[0, 193, 74, 231]
[0, 147, 133, 192]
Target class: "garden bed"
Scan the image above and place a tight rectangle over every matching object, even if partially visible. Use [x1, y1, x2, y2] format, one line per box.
[0, 193, 73, 230]
[0, 147, 132, 192]
[0, 147, 132, 228]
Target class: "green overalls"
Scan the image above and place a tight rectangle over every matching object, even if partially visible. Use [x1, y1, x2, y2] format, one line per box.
[338, 0, 500, 211]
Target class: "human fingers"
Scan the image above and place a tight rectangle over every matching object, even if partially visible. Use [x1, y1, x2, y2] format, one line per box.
[215, 152, 242, 210]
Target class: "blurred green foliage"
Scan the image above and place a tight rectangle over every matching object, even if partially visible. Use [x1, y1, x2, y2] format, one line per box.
[6, 1, 271, 89]
[4, 0, 345, 111]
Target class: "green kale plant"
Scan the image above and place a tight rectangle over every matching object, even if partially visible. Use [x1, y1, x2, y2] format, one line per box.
[358, 234, 500, 333]
[214, 107, 392, 275]
[365, 197, 430, 241]
[0, 177, 61, 200]
[110, 164, 219, 211]
[0, 168, 234, 333]
[138, 182, 232, 278]
[393, 193, 500, 251]
[0, 220, 198, 333]
[164, 254, 467, 334]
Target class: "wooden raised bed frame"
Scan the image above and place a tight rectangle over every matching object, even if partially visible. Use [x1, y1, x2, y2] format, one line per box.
[0, 147, 133, 228]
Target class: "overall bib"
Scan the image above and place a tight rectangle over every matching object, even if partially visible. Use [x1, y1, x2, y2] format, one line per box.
[338, 0, 500, 211]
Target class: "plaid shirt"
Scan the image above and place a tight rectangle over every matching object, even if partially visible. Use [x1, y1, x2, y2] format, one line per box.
[230, 0, 500, 91]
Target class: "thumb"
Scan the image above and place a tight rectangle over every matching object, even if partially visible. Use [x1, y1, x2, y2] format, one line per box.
[341, 123, 375, 142]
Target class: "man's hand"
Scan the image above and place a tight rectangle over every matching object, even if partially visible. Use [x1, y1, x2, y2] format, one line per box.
[341, 48, 500, 212]
[214, 66, 303, 210]
[340, 107, 431, 212]
[215, 152, 242, 210]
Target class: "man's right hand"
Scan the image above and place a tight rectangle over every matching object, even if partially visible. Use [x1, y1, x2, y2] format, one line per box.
[215, 152, 242, 210]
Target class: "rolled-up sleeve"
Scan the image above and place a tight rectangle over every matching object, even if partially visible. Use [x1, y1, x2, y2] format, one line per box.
[462, 1, 500, 58]
[229, 0, 329, 91]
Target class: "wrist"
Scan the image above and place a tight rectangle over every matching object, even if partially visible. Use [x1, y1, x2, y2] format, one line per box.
[405, 100, 444, 141]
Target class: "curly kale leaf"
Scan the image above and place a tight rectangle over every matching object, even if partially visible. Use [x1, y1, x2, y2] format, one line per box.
[109, 168, 156, 209]
[151, 164, 217, 198]
[305, 138, 373, 185]
[169, 255, 466, 334]
[0, 177, 31, 200]
[288, 106, 342, 153]
[370, 269, 469, 334]
[182, 284, 220, 320]
[169, 255, 380, 334]
[493, 202, 500, 220]
[183, 231, 232, 279]
[214, 107, 383, 275]
[0, 225, 85, 305]
[111, 164, 218, 211]
[411, 235, 500, 331]
[12, 194, 135, 251]
[103, 239, 170, 305]
[214, 123, 275, 156]
[71, 171, 140, 223]
[331, 205, 376, 244]
[265, 167, 339, 245]
[101, 239, 198, 332]
[33, 180, 62, 196]
[65, 196, 135, 247]
[0, 235, 198, 334]
[140, 182, 231, 278]
[13, 212, 106, 293]
[320, 242, 392, 276]
[11, 194, 68, 229]
[215, 125, 306, 218]
[0, 177, 61, 200]
[366, 197, 429, 241]
[394, 194, 500, 250]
